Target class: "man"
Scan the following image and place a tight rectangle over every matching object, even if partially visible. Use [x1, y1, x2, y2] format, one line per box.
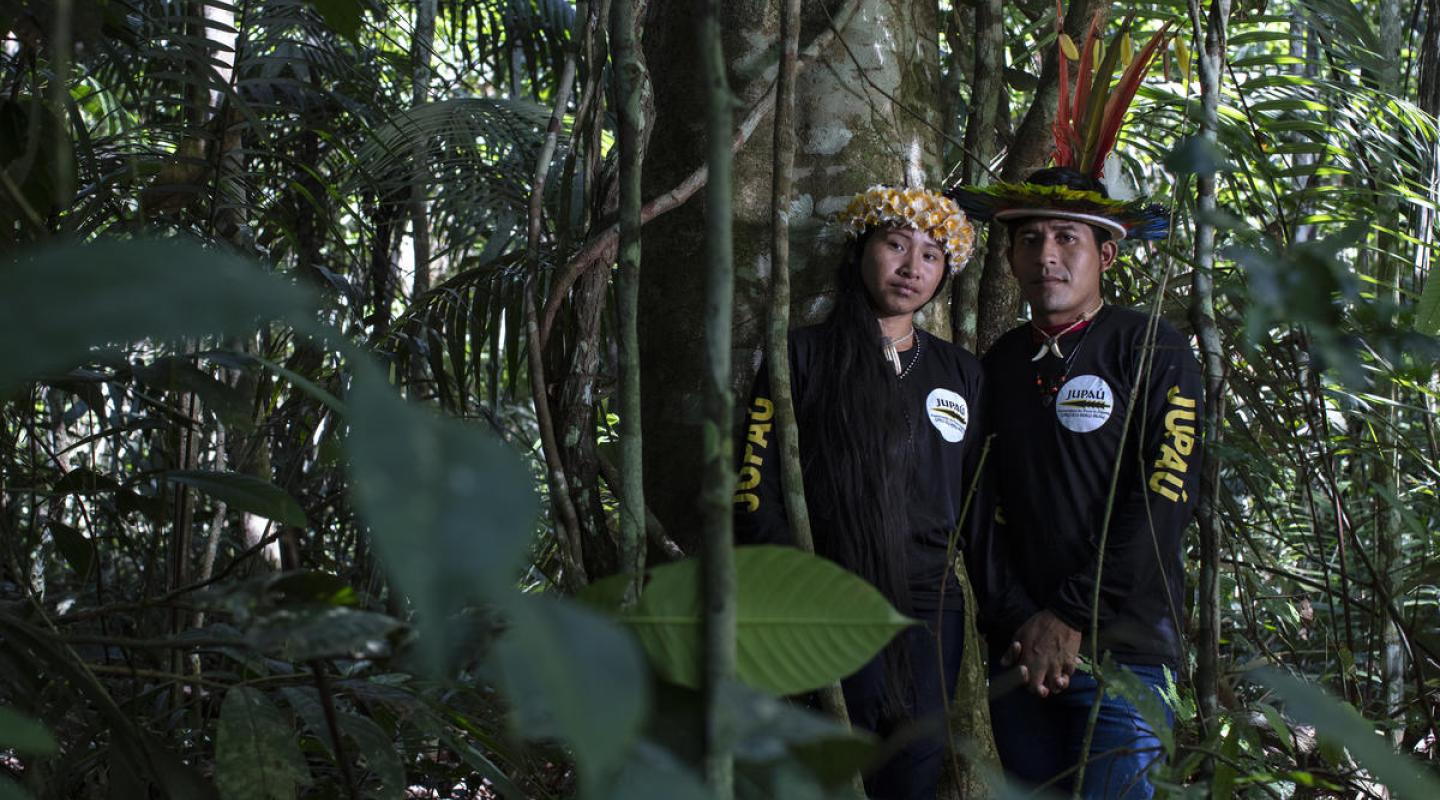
[952, 164, 1203, 799]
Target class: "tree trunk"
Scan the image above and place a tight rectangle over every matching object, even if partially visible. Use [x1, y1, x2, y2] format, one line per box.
[951, 0, 1002, 353]
[697, 2, 737, 795]
[612, 0, 650, 602]
[1374, 0, 1406, 742]
[639, 0, 943, 552]
[973, 0, 1103, 352]
[1187, 0, 1231, 746]
[409, 0, 437, 298]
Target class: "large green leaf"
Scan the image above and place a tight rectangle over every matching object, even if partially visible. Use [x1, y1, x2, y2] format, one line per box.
[0, 707, 57, 756]
[216, 687, 312, 800]
[585, 545, 913, 695]
[605, 740, 713, 800]
[166, 470, 307, 527]
[0, 238, 314, 393]
[492, 594, 650, 798]
[346, 361, 538, 674]
[1252, 669, 1440, 797]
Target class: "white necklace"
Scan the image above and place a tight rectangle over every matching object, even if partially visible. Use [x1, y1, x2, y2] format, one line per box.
[881, 327, 917, 375]
[1030, 301, 1104, 362]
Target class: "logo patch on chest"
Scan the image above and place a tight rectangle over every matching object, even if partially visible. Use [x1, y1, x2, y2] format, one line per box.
[1055, 374, 1113, 432]
[925, 388, 968, 443]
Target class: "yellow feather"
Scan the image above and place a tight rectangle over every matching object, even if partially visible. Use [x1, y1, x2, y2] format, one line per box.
[1060, 33, 1080, 61]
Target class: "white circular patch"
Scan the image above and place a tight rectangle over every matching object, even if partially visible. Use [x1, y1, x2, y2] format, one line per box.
[925, 388, 969, 443]
[1055, 375, 1114, 433]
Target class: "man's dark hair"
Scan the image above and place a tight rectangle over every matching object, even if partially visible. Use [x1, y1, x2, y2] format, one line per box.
[1005, 166, 1113, 247]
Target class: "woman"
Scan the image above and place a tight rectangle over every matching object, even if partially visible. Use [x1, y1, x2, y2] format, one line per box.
[734, 185, 987, 799]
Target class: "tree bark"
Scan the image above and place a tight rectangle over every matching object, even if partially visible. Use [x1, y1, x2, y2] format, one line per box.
[527, 2, 588, 590]
[612, 0, 650, 603]
[409, 0, 437, 298]
[974, 0, 1103, 352]
[639, 0, 941, 552]
[952, 0, 1003, 353]
[767, 0, 860, 774]
[1187, 0, 1231, 746]
[697, 2, 737, 796]
[1374, 0, 1406, 742]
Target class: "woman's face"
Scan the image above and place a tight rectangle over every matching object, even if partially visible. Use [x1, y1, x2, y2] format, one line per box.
[859, 225, 946, 322]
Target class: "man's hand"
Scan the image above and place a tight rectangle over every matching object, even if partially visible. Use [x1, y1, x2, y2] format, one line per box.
[1001, 610, 1081, 697]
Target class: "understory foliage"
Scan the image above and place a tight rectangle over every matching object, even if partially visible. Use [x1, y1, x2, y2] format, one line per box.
[0, 0, 1438, 798]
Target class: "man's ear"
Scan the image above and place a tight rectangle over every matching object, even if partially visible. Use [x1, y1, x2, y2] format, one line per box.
[1099, 239, 1119, 272]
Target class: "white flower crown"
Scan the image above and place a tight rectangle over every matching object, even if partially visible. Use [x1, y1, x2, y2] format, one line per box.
[839, 185, 977, 274]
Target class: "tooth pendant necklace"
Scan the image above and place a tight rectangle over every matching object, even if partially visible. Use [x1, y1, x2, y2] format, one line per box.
[1030, 301, 1104, 362]
[1032, 303, 1103, 406]
[882, 327, 917, 376]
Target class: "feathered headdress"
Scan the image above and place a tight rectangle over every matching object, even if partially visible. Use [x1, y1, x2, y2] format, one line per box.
[948, 2, 1173, 241]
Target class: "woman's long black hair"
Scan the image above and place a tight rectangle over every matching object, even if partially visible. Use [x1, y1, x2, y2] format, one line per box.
[796, 228, 948, 716]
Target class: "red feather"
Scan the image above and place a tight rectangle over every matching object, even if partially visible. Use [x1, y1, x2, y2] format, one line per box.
[1054, 0, 1073, 166]
[1069, 10, 1106, 139]
[1092, 21, 1174, 178]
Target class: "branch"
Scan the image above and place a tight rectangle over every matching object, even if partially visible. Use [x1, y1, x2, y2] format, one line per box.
[538, 0, 865, 347]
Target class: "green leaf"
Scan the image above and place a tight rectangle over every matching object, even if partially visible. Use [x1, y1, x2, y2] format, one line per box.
[492, 594, 650, 797]
[0, 776, 34, 800]
[411, 711, 530, 800]
[0, 238, 314, 394]
[337, 712, 405, 800]
[0, 706, 58, 756]
[134, 356, 254, 431]
[606, 740, 713, 800]
[644, 680, 876, 790]
[1251, 669, 1440, 798]
[216, 687, 312, 800]
[1417, 270, 1440, 336]
[589, 545, 913, 695]
[346, 362, 538, 674]
[1163, 136, 1233, 176]
[247, 607, 402, 661]
[1098, 658, 1174, 757]
[49, 521, 95, 579]
[307, 0, 363, 40]
[166, 470, 307, 528]
[1260, 702, 1295, 754]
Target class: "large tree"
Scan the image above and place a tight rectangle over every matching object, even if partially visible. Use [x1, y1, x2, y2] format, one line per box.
[639, 0, 944, 551]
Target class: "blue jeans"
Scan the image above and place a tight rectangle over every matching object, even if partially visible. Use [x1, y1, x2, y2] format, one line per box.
[842, 607, 965, 800]
[990, 663, 1172, 799]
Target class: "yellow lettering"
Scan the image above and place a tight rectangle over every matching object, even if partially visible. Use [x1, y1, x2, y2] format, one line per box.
[1171, 429, 1194, 456]
[747, 422, 772, 448]
[743, 443, 762, 466]
[1164, 408, 1196, 434]
[736, 465, 762, 491]
[734, 492, 759, 512]
[751, 397, 775, 422]
[1166, 386, 1197, 408]
[1149, 469, 1185, 502]
[1155, 443, 1188, 473]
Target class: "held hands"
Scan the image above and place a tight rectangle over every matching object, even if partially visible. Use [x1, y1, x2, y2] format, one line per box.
[1000, 610, 1082, 697]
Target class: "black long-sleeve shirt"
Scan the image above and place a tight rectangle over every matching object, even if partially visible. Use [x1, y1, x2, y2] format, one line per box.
[976, 306, 1203, 666]
[733, 325, 989, 610]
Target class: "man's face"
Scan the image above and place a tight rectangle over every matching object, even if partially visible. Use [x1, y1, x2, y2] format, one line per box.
[860, 225, 947, 321]
[1008, 218, 1118, 325]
